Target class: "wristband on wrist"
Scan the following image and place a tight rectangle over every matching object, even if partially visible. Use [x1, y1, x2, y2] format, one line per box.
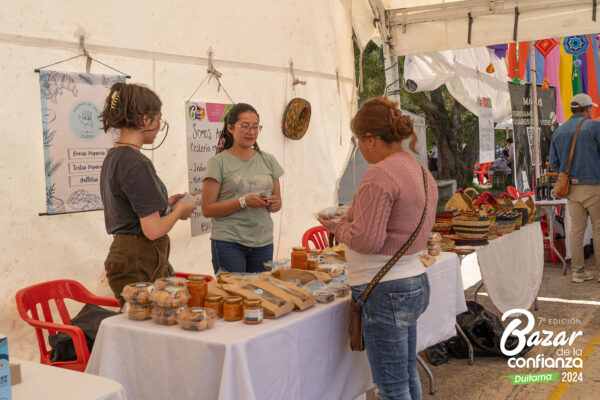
[238, 196, 247, 209]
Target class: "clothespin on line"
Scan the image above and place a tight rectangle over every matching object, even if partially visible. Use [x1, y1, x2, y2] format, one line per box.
[289, 60, 307, 86]
[79, 35, 92, 73]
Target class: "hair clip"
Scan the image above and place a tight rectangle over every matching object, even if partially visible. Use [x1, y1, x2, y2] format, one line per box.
[110, 90, 120, 110]
[390, 108, 401, 120]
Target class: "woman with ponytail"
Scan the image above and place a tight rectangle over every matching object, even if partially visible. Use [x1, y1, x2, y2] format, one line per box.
[202, 103, 284, 274]
[100, 83, 196, 306]
[319, 96, 438, 399]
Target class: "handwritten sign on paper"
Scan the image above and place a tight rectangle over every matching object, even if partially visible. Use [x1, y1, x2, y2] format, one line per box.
[184, 101, 232, 236]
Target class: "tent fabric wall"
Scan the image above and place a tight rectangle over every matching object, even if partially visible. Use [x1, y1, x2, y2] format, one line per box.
[0, 0, 356, 360]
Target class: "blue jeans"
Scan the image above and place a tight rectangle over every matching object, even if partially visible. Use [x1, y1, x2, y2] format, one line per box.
[211, 240, 273, 274]
[351, 273, 430, 400]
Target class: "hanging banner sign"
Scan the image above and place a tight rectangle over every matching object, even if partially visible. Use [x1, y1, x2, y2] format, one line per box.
[38, 71, 125, 214]
[185, 101, 233, 236]
[508, 83, 558, 193]
[478, 97, 495, 163]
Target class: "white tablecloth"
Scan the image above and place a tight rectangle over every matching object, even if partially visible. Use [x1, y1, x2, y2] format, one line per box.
[11, 358, 127, 400]
[86, 253, 466, 400]
[476, 222, 544, 313]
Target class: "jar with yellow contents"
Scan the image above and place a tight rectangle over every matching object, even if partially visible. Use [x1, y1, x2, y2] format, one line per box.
[291, 247, 308, 270]
[243, 299, 264, 325]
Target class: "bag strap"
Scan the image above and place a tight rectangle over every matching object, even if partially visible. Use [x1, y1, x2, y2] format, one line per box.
[357, 166, 429, 304]
[565, 118, 585, 174]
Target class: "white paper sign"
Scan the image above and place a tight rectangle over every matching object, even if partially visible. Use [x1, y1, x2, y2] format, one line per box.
[526, 126, 537, 167]
[38, 71, 125, 214]
[184, 101, 232, 236]
[478, 97, 495, 163]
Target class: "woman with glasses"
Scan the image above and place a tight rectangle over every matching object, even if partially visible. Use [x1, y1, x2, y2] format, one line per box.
[319, 96, 437, 400]
[100, 83, 197, 306]
[202, 103, 284, 274]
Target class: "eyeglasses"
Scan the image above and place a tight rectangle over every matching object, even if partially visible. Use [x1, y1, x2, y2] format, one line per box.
[351, 135, 378, 146]
[234, 124, 263, 133]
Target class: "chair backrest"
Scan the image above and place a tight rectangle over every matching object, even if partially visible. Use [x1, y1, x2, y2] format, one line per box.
[15, 279, 118, 371]
[302, 226, 330, 251]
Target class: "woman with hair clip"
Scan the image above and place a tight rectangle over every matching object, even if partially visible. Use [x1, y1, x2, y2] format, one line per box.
[319, 96, 438, 399]
[201, 103, 284, 274]
[100, 83, 196, 306]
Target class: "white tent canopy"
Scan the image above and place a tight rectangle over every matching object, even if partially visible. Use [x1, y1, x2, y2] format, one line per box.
[1, 0, 356, 359]
[353, 0, 600, 56]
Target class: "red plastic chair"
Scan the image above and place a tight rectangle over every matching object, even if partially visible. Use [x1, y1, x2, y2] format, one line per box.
[473, 162, 494, 185]
[507, 186, 535, 199]
[302, 226, 331, 251]
[15, 279, 119, 372]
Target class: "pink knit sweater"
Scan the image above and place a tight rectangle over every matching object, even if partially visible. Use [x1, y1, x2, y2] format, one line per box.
[322, 152, 438, 255]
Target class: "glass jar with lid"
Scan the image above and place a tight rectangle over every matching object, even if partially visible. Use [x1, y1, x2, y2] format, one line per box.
[291, 247, 308, 270]
[204, 295, 224, 318]
[243, 299, 264, 324]
[187, 275, 208, 307]
[223, 296, 243, 321]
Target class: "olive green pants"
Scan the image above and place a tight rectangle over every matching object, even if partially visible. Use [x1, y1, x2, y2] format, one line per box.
[567, 185, 600, 272]
[105, 234, 171, 307]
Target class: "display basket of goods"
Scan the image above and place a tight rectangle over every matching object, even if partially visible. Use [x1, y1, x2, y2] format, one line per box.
[258, 275, 317, 310]
[474, 191, 498, 208]
[514, 199, 529, 226]
[495, 210, 519, 234]
[444, 190, 474, 212]
[451, 211, 490, 239]
[499, 196, 514, 207]
[178, 307, 217, 331]
[463, 187, 479, 200]
[434, 211, 454, 234]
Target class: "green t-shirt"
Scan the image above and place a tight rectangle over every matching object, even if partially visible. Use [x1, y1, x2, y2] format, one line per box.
[203, 150, 284, 247]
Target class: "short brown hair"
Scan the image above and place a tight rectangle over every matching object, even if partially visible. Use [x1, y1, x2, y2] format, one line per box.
[570, 105, 590, 114]
[351, 96, 419, 153]
[102, 83, 162, 131]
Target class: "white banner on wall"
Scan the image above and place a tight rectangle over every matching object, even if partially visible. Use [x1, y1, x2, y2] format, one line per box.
[38, 70, 125, 214]
[184, 101, 233, 236]
[478, 97, 495, 163]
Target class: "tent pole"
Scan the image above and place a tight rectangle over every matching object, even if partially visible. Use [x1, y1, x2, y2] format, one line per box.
[367, 0, 401, 106]
[530, 41, 541, 183]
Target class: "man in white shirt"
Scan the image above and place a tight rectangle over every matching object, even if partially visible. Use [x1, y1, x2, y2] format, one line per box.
[429, 141, 438, 172]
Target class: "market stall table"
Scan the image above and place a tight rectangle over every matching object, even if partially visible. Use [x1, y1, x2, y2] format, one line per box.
[11, 358, 127, 400]
[471, 222, 544, 313]
[86, 252, 466, 400]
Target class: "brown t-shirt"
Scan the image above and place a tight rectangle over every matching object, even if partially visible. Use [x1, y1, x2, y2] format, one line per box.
[100, 146, 168, 235]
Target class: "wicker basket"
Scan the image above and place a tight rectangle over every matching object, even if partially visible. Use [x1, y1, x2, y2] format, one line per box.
[445, 192, 474, 212]
[496, 219, 516, 234]
[452, 215, 490, 239]
[464, 187, 479, 200]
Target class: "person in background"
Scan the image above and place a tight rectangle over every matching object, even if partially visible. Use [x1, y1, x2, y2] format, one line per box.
[428, 140, 438, 172]
[201, 103, 284, 274]
[506, 137, 514, 168]
[320, 96, 438, 400]
[100, 83, 196, 306]
[549, 93, 600, 283]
